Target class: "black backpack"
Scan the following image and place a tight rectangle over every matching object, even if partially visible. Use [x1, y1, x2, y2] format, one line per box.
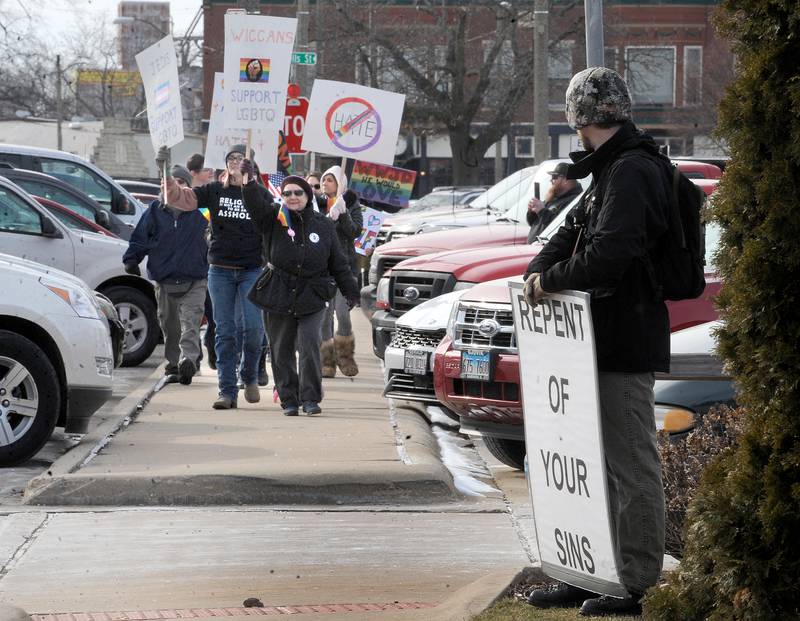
[648, 156, 707, 301]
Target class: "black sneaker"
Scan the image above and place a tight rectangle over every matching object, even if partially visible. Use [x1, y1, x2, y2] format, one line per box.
[282, 405, 299, 416]
[163, 373, 180, 384]
[178, 358, 196, 385]
[302, 402, 321, 415]
[527, 582, 596, 609]
[579, 593, 643, 617]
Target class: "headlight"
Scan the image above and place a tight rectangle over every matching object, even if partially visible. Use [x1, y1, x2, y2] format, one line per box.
[445, 300, 462, 341]
[368, 260, 379, 286]
[452, 281, 476, 292]
[40, 278, 101, 319]
[655, 405, 696, 433]
[376, 277, 390, 310]
[95, 356, 113, 377]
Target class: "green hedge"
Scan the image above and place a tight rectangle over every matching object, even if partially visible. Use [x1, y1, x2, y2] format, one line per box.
[644, 0, 800, 618]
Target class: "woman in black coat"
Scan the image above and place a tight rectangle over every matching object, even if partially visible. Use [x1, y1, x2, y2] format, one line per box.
[239, 166, 359, 416]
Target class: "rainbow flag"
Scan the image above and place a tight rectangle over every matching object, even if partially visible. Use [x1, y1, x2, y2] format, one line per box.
[349, 161, 417, 208]
[239, 58, 270, 83]
[199, 207, 210, 222]
[276, 204, 292, 229]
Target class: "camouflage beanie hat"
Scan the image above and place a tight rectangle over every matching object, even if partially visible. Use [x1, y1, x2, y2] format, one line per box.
[565, 67, 632, 129]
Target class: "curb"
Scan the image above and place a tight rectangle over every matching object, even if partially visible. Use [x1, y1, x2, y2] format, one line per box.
[23, 365, 165, 504]
[21, 380, 456, 507]
[0, 604, 31, 621]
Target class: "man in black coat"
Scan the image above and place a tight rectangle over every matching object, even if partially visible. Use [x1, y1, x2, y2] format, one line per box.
[524, 67, 671, 617]
[526, 162, 583, 243]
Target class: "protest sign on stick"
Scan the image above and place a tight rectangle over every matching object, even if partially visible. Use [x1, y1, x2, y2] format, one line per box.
[135, 35, 184, 150]
[350, 161, 416, 208]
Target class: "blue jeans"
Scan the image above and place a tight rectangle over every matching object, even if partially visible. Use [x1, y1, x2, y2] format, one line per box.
[208, 266, 262, 400]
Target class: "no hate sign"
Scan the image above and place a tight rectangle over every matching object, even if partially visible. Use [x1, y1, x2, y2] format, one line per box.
[509, 282, 627, 598]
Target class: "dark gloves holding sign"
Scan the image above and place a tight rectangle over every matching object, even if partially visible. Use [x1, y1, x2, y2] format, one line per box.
[239, 159, 255, 183]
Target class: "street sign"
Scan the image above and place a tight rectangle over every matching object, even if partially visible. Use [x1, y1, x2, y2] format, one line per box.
[284, 96, 309, 154]
[292, 52, 317, 65]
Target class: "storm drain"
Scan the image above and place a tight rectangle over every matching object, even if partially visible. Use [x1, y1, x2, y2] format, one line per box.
[32, 602, 437, 619]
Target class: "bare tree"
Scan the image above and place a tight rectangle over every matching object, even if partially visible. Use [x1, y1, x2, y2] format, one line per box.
[331, 0, 571, 184]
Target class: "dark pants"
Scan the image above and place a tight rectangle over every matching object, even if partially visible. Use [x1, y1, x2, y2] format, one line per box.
[264, 308, 325, 408]
[599, 371, 664, 594]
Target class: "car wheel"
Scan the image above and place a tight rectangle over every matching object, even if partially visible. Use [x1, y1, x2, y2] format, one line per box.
[483, 436, 526, 470]
[104, 286, 159, 367]
[0, 330, 61, 467]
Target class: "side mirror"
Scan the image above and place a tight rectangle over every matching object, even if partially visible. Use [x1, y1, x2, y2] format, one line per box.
[96, 210, 111, 228]
[41, 217, 63, 238]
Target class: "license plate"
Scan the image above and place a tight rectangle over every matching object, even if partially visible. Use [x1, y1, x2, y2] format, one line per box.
[460, 349, 492, 381]
[404, 349, 429, 375]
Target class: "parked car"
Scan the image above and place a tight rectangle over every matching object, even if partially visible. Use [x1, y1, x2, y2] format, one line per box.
[0, 176, 159, 366]
[0, 167, 131, 239]
[404, 186, 488, 212]
[654, 320, 736, 437]
[34, 196, 118, 238]
[95, 292, 125, 369]
[383, 290, 467, 416]
[0, 253, 114, 466]
[116, 179, 160, 196]
[0, 143, 145, 226]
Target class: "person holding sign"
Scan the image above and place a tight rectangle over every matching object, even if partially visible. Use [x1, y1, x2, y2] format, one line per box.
[160, 144, 266, 411]
[524, 68, 671, 617]
[238, 164, 360, 417]
[315, 165, 363, 378]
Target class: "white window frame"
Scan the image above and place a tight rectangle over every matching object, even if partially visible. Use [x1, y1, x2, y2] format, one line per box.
[625, 45, 677, 106]
[683, 45, 703, 107]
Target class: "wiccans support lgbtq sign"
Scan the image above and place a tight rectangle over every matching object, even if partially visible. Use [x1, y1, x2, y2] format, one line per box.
[223, 13, 297, 132]
[349, 161, 417, 208]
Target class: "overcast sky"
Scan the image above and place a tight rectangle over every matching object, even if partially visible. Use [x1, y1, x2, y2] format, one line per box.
[8, 0, 204, 50]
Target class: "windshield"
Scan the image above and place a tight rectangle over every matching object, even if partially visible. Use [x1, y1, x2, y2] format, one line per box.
[405, 190, 478, 213]
[469, 167, 537, 213]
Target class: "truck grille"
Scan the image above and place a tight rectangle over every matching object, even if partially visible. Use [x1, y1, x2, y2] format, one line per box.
[389, 270, 454, 315]
[453, 302, 517, 352]
[375, 255, 406, 280]
[384, 371, 436, 402]
[390, 327, 446, 350]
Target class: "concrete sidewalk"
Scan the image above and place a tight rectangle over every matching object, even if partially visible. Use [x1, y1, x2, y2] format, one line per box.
[23, 312, 455, 506]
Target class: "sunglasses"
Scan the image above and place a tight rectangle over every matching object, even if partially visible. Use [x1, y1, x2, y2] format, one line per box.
[282, 189, 306, 198]
[311, 183, 321, 190]
[226, 154, 244, 163]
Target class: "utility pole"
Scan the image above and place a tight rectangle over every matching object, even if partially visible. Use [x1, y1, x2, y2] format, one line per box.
[296, 0, 311, 173]
[532, 0, 550, 164]
[584, 0, 604, 67]
[56, 54, 63, 151]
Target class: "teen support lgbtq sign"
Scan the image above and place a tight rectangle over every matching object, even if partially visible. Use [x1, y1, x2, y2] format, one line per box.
[205, 73, 279, 172]
[349, 161, 416, 208]
[135, 35, 184, 150]
[302, 80, 405, 165]
[223, 13, 297, 133]
[508, 282, 627, 598]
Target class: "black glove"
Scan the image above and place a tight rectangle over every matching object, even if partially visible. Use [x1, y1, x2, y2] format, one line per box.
[155, 146, 171, 174]
[347, 294, 361, 310]
[239, 158, 255, 181]
[124, 261, 141, 277]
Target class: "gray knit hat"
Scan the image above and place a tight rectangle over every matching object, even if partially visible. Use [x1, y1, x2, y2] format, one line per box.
[565, 67, 632, 129]
[170, 164, 193, 186]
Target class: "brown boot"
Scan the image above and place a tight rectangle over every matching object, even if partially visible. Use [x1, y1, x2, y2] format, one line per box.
[321, 338, 336, 378]
[334, 334, 359, 377]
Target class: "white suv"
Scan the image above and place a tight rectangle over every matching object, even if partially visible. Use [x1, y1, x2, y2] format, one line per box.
[0, 254, 114, 466]
[0, 176, 158, 366]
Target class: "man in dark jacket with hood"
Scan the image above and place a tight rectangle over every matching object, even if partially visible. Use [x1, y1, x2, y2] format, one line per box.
[524, 68, 671, 617]
[526, 162, 583, 243]
[123, 165, 208, 385]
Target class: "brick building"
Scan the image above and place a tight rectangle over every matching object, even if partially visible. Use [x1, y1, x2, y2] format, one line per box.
[202, 0, 732, 186]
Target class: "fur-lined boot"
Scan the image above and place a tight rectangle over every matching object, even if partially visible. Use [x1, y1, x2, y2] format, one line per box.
[321, 338, 337, 378]
[334, 334, 359, 377]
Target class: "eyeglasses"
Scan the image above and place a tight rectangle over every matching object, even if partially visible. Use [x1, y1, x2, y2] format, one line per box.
[282, 189, 306, 198]
[311, 183, 321, 190]
[226, 154, 245, 163]
[550, 175, 564, 182]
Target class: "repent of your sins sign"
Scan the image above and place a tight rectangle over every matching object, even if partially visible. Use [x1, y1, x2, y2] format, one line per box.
[508, 282, 627, 598]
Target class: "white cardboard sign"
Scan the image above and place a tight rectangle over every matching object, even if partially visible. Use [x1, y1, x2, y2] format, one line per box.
[205, 73, 278, 173]
[354, 207, 387, 256]
[135, 35, 184, 151]
[302, 80, 405, 165]
[222, 13, 297, 132]
[508, 282, 627, 598]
